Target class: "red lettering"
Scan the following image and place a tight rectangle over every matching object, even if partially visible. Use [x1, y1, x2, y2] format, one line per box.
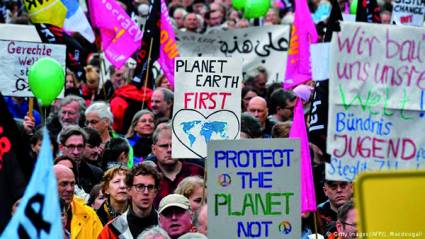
[401, 138, 416, 160]
[372, 138, 385, 159]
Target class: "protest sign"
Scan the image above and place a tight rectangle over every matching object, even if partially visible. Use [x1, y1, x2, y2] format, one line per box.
[310, 42, 330, 81]
[176, 25, 290, 84]
[172, 57, 242, 159]
[355, 170, 425, 236]
[0, 40, 66, 97]
[327, 22, 425, 181]
[391, 0, 425, 26]
[0, 24, 41, 42]
[207, 139, 300, 239]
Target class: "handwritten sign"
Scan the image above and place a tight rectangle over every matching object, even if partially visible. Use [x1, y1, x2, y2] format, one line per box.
[326, 22, 425, 181]
[172, 57, 242, 159]
[392, 0, 425, 26]
[176, 25, 290, 84]
[207, 139, 300, 239]
[0, 40, 66, 97]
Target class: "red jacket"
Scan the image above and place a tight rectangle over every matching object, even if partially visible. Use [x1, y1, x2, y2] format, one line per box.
[110, 84, 152, 134]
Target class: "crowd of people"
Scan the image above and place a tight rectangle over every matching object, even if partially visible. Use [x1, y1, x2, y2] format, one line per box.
[0, 0, 401, 238]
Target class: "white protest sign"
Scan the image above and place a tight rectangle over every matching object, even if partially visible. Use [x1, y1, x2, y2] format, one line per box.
[172, 57, 242, 159]
[207, 139, 300, 239]
[0, 40, 66, 97]
[176, 25, 290, 84]
[310, 42, 330, 81]
[392, 0, 425, 26]
[0, 24, 41, 42]
[327, 22, 425, 181]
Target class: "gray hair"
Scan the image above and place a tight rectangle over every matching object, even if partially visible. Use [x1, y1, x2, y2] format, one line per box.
[85, 101, 113, 126]
[174, 7, 188, 18]
[58, 95, 87, 121]
[177, 233, 208, 239]
[152, 123, 171, 145]
[137, 226, 170, 239]
[155, 87, 174, 105]
[126, 109, 154, 138]
[174, 176, 204, 199]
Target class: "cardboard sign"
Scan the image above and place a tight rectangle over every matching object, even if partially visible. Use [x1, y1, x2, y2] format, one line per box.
[326, 22, 425, 181]
[172, 57, 242, 159]
[176, 25, 290, 84]
[207, 139, 301, 239]
[0, 40, 66, 97]
[355, 170, 425, 237]
[392, 0, 425, 26]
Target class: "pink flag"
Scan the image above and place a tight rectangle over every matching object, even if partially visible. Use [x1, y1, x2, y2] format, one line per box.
[283, 0, 318, 89]
[159, 0, 179, 87]
[289, 98, 317, 213]
[89, 0, 143, 68]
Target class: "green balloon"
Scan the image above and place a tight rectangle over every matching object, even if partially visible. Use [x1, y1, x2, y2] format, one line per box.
[232, 0, 246, 10]
[28, 57, 65, 106]
[244, 0, 270, 19]
[350, 0, 358, 14]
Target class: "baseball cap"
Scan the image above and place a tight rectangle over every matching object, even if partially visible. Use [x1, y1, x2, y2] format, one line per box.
[158, 194, 191, 214]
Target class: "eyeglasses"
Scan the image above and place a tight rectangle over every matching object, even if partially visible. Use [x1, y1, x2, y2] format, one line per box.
[133, 184, 156, 193]
[341, 221, 357, 227]
[64, 144, 85, 151]
[85, 120, 100, 126]
[156, 143, 172, 149]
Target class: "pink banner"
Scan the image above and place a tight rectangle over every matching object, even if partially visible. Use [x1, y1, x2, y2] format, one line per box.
[89, 0, 142, 68]
[159, 0, 179, 87]
[289, 98, 317, 213]
[283, 0, 318, 89]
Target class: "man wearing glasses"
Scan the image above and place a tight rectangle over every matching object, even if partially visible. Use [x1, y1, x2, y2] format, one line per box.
[59, 126, 103, 194]
[317, 180, 353, 236]
[335, 201, 357, 239]
[99, 163, 161, 238]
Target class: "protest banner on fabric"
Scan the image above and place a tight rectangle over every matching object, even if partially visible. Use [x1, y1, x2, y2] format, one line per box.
[0, 40, 65, 97]
[1, 128, 63, 238]
[326, 22, 425, 181]
[175, 25, 290, 84]
[89, 0, 143, 68]
[172, 57, 242, 159]
[391, 0, 425, 26]
[207, 139, 300, 239]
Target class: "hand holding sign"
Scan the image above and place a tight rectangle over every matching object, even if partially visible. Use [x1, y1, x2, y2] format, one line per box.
[28, 57, 64, 106]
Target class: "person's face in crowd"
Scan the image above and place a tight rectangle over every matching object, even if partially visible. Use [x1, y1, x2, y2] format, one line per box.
[59, 101, 81, 127]
[247, 97, 268, 127]
[188, 185, 205, 212]
[265, 9, 280, 25]
[253, 72, 267, 93]
[112, 67, 127, 89]
[83, 143, 101, 161]
[60, 135, 85, 162]
[56, 168, 76, 205]
[92, 190, 106, 210]
[159, 77, 172, 90]
[86, 67, 100, 90]
[85, 112, 110, 136]
[66, 74, 76, 89]
[159, 207, 193, 238]
[209, 11, 223, 26]
[106, 172, 129, 204]
[152, 129, 177, 166]
[31, 138, 42, 155]
[277, 98, 296, 121]
[182, 0, 193, 7]
[174, 11, 186, 29]
[323, 181, 353, 210]
[337, 208, 357, 239]
[197, 205, 208, 235]
[129, 175, 157, 211]
[135, 113, 155, 136]
[184, 13, 199, 32]
[151, 90, 171, 118]
[242, 90, 258, 112]
[381, 12, 391, 24]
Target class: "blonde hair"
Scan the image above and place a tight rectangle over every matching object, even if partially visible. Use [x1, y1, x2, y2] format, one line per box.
[174, 176, 204, 199]
[101, 166, 129, 194]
